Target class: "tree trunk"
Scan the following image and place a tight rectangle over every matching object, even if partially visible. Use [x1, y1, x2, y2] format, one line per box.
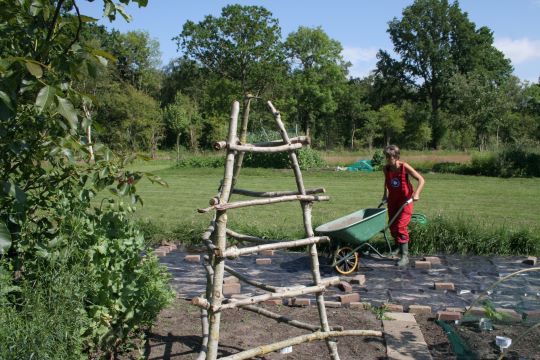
[176, 132, 181, 164]
[350, 123, 355, 150]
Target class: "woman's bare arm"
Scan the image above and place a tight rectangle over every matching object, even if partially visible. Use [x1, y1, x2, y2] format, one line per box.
[404, 163, 425, 201]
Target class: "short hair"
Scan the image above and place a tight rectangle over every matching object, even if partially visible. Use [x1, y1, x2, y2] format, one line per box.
[384, 145, 400, 159]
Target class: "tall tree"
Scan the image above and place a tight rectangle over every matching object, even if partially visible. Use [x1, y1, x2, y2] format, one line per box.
[163, 92, 201, 161]
[378, 104, 405, 145]
[284, 26, 348, 143]
[175, 5, 284, 96]
[378, 0, 512, 148]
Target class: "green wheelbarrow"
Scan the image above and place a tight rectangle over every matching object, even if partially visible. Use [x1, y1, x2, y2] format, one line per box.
[315, 199, 426, 275]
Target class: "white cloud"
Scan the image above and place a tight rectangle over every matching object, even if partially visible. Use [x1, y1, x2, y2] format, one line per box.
[494, 37, 540, 64]
[341, 47, 378, 78]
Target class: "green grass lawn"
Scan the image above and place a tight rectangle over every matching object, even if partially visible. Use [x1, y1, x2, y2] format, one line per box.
[128, 161, 540, 242]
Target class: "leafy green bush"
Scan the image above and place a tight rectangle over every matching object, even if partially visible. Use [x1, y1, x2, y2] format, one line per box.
[0, 263, 88, 360]
[176, 155, 225, 168]
[409, 215, 540, 255]
[371, 149, 385, 170]
[243, 147, 327, 169]
[431, 162, 467, 174]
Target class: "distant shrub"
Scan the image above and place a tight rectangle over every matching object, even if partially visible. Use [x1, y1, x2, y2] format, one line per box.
[427, 147, 540, 177]
[176, 155, 225, 168]
[371, 149, 385, 170]
[431, 162, 467, 174]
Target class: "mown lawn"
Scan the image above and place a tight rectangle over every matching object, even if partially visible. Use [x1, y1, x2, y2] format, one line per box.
[128, 161, 540, 241]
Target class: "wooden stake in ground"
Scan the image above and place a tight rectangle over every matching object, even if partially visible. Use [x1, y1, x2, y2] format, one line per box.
[268, 101, 341, 360]
[206, 101, 239, 360]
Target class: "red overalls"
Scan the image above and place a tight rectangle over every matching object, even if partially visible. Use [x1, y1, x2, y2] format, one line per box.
[385, 163, 413, 244]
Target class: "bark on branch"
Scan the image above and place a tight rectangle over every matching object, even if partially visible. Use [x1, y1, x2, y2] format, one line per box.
[221, 236, 330, 259]
[225, 228, 278, 244]
[238, 304, 343, 332]
[192, 284, 328, 312]
[213, 141, 302, 153]
[198, 195, 329, 213]
[224, 264, 280, 292]
[232, 187, 325, 198]
[218, 330, 383, 360]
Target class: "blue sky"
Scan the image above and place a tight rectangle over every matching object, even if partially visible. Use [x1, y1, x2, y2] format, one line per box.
[78, 1, 540, 82]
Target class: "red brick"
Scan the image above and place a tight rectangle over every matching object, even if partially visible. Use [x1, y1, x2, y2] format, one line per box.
[350, 274, 366, 286]
[408, 305, 432, 314]
[415, 260, 431, 269]
[423, 256, 442, 265]
[385, 303, 404, 312]
[349, 302, 365, 309]
[184, 254, 201, 263]
[263, 299, 283, 305]
[434, 282, 455, 290]
[255, 258, 272, 265]
[337, 281, 353, 292]
[337, 293, 360, 304]
[223, 276, 239, 284]
[222, 283, 241, 296]
[154, 249, 167, 257]
[523, 256, 537, 266]
[157, 246, 170, 254]
[466, 307, 486, 316]
[523, 310, 540, 320]
[324, 301, 342, 308]
[437, 311, 462, 321]
[260, 249, 275, 256]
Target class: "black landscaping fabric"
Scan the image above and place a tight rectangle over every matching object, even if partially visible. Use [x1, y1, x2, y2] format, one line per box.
[163, 246, 539, 314]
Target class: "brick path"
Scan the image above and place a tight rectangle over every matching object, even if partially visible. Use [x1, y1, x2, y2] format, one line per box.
[162, 248, 539, 315]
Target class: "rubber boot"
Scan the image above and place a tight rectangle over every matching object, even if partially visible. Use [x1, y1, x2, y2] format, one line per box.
[389, 246, 400, 258]
[396, 243, 409, 267]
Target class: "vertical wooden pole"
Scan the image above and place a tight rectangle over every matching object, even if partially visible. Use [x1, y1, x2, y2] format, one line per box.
[267, 101, 340, 360]
[207, 101, 240, 360]
[230, 94, 253, 194]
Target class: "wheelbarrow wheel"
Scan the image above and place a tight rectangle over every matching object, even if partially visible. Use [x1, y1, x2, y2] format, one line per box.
[333, 246, 358, 275]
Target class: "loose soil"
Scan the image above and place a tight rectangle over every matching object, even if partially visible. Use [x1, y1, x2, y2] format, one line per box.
[121, 298, 386, 359]
[416, 314, 540, 360]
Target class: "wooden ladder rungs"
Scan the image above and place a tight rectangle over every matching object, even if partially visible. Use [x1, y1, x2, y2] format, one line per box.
[198, 194, 330, 213]
[232, 187, 325, 198]
[220, 236, 330, 259]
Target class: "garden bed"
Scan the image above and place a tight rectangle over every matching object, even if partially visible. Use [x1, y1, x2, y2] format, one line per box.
[121, 298, 385, 359]
[416, 314, 540, 360]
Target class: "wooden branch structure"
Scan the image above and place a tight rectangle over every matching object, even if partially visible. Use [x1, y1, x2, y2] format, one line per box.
[232, 187, 325, 198]
[198, 194, 329, 213]
[221, 236, 330, 259]
[237, 304, 344, 332]
[219, 330, 383, 360]
[224, 264, 280, 292]
[213, 141, 302, 153]
[196, 100, 377, 360]
[192, 284, 328, 312]
[225, 228, 277, 244]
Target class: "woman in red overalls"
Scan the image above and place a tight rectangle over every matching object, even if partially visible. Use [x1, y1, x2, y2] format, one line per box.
[382, 145, 425, 267]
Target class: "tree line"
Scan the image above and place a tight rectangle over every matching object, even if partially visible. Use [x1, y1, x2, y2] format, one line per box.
[82, 1, 540, 155]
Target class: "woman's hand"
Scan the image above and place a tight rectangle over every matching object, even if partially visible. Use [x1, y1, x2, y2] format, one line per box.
[412, 193, 420, 201]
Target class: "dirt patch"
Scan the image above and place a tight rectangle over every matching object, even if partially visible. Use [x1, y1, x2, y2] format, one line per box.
[121, 299, 386, 359]
[415, 314, 457, 360]
[416, 314, 540, 360]
[453, 320, 540, 360]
